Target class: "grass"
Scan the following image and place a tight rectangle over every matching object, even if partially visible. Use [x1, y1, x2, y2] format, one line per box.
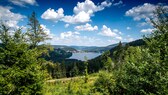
[43, 75, 98, 95]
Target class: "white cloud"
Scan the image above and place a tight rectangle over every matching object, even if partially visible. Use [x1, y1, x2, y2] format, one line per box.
[98, 25, 122, 40]
[41, 0, 112, 24]
[101, 0, 112, 7]
[127, 37, 134, 42]
[125, 3, 156, 21]
[123, 36, 134, 42]
[126, 27, 131, 30]
[73, 0, 111, 15]
[116, 36, 122, 40]
[47, 29, 124, 46]
[8, 0, 38, 7]
[138, 22, 148, 27]
[126, 3, 168, 27]
[113, 0, 123, 6]
[140, 28, 155, 33]
[51, 34, 106, 46]
[74, 23, 98, 31]
[64, 24, 69, 28]
[99, 25, 117, 37]
[0, 6, 25, 29]
[51, 31, 101, 46]
[113, 29, 122, 35]
[60, 31, 80, 39]
[62, 11, 91, 24]
[41, 8, 64, 22]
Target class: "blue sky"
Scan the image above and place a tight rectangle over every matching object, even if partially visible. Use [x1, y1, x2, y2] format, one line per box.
[0, 0, 167, 46]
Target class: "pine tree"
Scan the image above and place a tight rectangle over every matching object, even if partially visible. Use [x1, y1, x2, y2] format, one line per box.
[27, 12, 50, 48]
[60, 61, 67, 78]
[70, 63, 79, 77]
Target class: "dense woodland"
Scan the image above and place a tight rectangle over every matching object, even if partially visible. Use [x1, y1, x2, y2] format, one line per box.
[0, 6, 168, 95]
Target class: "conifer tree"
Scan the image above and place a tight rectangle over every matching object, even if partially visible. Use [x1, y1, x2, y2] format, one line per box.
[27, 12, 50, 48]
[60, 61, 67, 78]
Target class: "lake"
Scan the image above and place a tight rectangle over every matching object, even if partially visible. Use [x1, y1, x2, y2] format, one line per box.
[68, 52, 101, 61]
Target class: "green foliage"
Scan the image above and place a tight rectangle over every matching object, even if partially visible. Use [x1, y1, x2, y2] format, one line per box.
[101, 51, 114, 71]
[70, 63, 79, 77]
[61, 61, 67, 78]
[0, 29, 46, 94]
[44, 76, 95, 95]
[113, 47, 168, 94]
[112, 6, 168, 95]
[92, 71, 115, 95]
[88, 6, 168, 95]
[43, 48, 72, 63]
[0, 12, 50, 94]
[84, 56, 88, 83]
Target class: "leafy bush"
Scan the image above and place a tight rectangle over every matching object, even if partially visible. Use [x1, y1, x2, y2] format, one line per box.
[92, 71, 115, 95]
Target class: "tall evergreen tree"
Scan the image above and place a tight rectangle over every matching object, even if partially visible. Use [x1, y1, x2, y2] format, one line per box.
[60, 61, 67, 78]
[70, 63, 79, 77]
[27, 12, 50, 48]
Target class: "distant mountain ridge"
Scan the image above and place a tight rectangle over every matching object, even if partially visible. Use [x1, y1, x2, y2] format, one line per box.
[70, 43, 126, 52]
[52, 43, 128, 53]
[74, 43, 122, 52]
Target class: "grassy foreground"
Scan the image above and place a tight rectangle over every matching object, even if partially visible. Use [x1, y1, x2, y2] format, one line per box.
[44, 74, 98, 95]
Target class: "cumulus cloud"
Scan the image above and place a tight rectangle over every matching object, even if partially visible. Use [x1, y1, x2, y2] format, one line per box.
[74, 23, 98, 31]
[41, 0, 112, 24]
[73, 0, 111, 15]
[140, 28, 155, 33]
[41, 8, 64, 22]
[99, 25, 117, 37]
[46, 29, 123, 46]
[98, 25, 122, 40]
[51, 33, 106, 46]
[0, 6, 25, 29]
[125, 3, 156, 21]
[8, 0, 38, 7]
[126, 3, 168, 27]
[64, 0, 111, 24]
[62, 11, 91, 24]
[54, 31, 101, 46]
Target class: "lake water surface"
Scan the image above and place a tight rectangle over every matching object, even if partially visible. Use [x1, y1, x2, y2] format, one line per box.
[69, 52, 101, 61]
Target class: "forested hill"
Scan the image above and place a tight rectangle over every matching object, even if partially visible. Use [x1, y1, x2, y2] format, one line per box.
[87, 39, 145, 73]
[52, 45, 77, 52]
[110, 39, 145, 55]
[52, 43, 126, 53]
[71, 43, 127, 52]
